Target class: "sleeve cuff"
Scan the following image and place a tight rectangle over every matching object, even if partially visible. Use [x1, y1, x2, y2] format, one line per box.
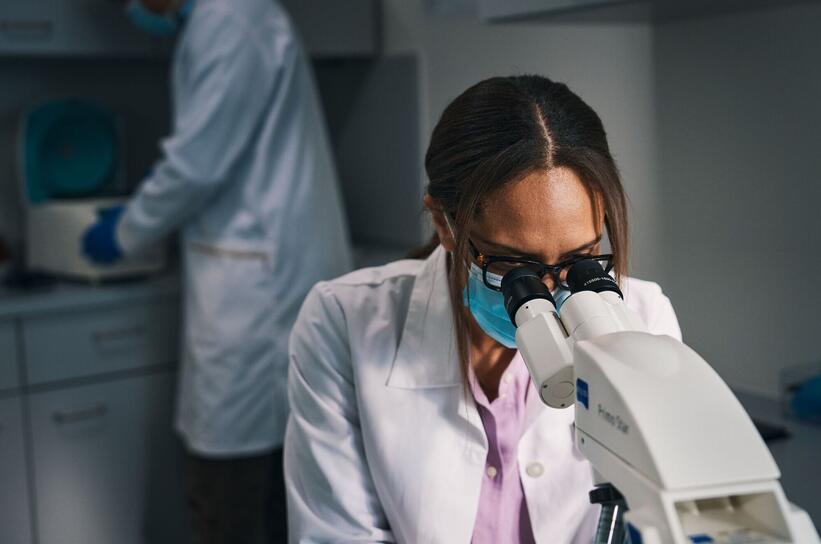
[115, 207, 146, 257]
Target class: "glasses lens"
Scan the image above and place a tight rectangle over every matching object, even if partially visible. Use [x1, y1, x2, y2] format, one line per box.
[486, 259, 542, 277]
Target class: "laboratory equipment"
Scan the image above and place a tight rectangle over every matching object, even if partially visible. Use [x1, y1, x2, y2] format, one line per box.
[501, 262, 820, 544]
[782, 362, 821, 425]
[18, 98, 164, 281]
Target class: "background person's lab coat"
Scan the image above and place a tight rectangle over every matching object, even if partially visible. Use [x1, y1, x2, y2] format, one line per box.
[117, 0, 352, 456]
[284, 246, 681, 543]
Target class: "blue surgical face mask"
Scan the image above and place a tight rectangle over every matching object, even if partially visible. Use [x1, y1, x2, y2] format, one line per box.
[552, 285, 572, 314]
[125, 0, 194, 36]
[463, 263, 573, 349]
[463, 263, 518, 348]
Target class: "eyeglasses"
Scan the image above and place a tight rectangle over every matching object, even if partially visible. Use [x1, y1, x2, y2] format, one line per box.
[468, 240, 614, 292]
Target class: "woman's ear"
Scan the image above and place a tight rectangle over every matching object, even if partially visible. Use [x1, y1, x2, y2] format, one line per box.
[423, 194, 456, 252]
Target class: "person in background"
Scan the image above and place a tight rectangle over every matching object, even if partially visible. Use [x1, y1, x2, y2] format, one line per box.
[284, 75, 681, 543]
[82, 0, 352, 542]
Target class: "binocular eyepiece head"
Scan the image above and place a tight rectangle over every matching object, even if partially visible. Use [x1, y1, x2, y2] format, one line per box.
[501, 258, 623, 324]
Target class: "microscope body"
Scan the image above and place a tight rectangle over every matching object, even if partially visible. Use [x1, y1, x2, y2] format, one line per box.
[505, 267, 820, 544]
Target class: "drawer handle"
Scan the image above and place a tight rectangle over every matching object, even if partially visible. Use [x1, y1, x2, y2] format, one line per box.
[92, 325, 146, 344]
[0, 19, 54, 41]
[52, 403, 108, 424]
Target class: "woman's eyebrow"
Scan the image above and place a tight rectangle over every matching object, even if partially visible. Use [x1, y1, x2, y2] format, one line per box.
[472, 235, 602, 260]
[471, 235, 534, 257]
[559, 236, 602, 259]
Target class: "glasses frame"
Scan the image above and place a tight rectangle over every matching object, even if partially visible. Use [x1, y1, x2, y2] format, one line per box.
[468, 240, 614, 292]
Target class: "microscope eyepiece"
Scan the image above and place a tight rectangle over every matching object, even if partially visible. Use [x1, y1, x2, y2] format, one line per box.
[566, 259, 623, 298]
[501, 268, 555, 325]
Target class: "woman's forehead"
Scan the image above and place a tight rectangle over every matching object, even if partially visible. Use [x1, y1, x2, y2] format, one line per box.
[473, 167, 601, 256]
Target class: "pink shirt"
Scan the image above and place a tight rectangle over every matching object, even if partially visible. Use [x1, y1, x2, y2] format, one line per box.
[469, 353, 536, 544]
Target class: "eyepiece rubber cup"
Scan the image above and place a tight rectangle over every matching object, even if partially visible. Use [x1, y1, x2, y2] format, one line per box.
[566, 259, 622, 298]
[500, 268, 555, 325]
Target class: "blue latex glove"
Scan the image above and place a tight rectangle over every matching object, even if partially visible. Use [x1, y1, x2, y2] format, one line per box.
[82, 205, 125, 265]
[792, 375, 821, 423]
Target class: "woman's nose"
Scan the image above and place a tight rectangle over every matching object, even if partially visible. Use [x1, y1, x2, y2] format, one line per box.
[542, 275, 556, 292]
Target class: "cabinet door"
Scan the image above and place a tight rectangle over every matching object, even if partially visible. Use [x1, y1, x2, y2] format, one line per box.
[0, 320, 20, 390]
[0, 395, 34, 544]
[28, 372, 186, 544]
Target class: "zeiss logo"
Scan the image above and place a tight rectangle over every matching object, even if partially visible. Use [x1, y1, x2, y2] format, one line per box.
[576, 378, 589, 409]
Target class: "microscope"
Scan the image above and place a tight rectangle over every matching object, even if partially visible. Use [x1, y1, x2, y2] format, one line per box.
[500, 261, 820, 544]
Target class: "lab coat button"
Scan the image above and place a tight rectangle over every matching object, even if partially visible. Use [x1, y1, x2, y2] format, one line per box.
[503, 374, 513, 384]
[486, 466, 498, 478]
[526, 462, 544, 478]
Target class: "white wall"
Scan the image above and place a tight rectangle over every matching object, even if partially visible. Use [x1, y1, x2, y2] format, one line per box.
[0, 59, 170, 261]
[381, 0, 661, 278]
[655, 3, 821, 397]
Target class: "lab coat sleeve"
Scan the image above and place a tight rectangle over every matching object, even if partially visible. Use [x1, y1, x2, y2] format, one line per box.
[284, 283, 395, 543]
[116, 7, 281, 254]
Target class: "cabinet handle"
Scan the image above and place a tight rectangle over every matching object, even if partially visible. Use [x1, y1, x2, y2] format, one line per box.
[0, 19, 54, 41]
[52, 403, 108, 424]
[92, 325, 146, 344]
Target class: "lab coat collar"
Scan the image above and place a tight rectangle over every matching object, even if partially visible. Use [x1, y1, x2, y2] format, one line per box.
[387, 246, 463, 389]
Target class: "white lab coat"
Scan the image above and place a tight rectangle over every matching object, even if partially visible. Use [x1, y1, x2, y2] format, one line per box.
[117, 0, 351, 455]
[284, 246, 682, 543]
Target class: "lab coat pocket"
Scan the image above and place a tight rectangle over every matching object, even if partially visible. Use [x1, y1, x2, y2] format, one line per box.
[183, 240, 276, 353]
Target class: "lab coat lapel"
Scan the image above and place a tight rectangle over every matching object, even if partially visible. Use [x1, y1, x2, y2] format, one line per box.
[385, 246, 488, 543]
[387, 246, 463, 389]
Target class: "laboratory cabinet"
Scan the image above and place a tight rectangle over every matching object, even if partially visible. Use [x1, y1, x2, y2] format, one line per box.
[0, 394, 34, 544]
[0, 279, 185, 544]
[0, 0, 379, 59]
[478, 0, 819, 22]
[0, 319, 20, 390]
[0, 0, 171, 58]
[28, 371, 185, 544]
[22, 300, 178, 385]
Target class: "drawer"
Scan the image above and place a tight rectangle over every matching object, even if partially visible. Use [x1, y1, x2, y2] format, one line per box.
[0, 320, 20, 391]
[23, 300, 179, 384]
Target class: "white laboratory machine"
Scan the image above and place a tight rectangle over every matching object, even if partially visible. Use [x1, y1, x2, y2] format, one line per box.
[18, 98, 164, 281]
[500, 262, 820, 544]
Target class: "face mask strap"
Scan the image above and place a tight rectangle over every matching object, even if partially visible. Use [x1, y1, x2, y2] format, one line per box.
[442, 212, 457, 244]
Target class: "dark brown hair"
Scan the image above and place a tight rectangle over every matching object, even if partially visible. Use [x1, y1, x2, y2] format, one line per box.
[411, 75, 629, 385]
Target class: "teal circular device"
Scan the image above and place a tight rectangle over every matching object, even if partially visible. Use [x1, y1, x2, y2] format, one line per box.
[24, 99, 118, 203]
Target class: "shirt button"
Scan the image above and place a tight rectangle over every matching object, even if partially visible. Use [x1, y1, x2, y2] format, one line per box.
[486, 466, 498, 478]
[526, 462, 544, 478]
[504, 374, 513, 384]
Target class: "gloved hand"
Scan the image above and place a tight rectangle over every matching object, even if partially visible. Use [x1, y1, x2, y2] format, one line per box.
[82, 205, 125, 265]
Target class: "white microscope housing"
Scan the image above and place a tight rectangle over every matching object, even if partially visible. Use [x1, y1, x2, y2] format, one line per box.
[502, 264, 820, 544]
